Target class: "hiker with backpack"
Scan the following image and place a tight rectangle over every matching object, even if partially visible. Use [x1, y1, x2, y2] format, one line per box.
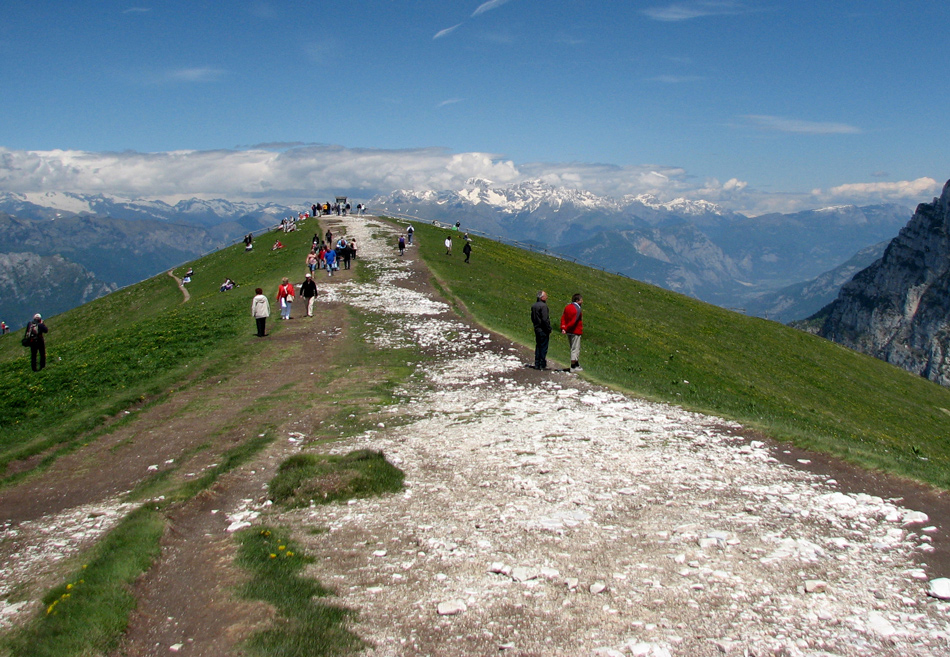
[23, 313, 49, 372]
[277, 277, 295, 320]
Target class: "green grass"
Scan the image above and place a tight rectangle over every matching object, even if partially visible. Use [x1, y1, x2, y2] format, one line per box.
[1, 507, 165, 657]
[269, 450, 405, 508]
[236, 527, 362, 656]
[405, 219, 950, 489]
[0, 219, 324, 484]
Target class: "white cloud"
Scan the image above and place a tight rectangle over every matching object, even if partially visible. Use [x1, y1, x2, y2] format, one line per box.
[122, 7, 151, 14]
[643, 1, 748, 22]
[744, 115, 861, 135]
[816, 177, 941, 203]
[437, 98, 464, 108]
[0, 146, 939, 216]
[472, 0, 513, 18]
[433, 23, 462, 39]
[166, 67, 226, 83]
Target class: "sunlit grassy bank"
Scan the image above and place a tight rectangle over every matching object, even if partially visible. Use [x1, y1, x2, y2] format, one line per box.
[404, 219, 950, 489]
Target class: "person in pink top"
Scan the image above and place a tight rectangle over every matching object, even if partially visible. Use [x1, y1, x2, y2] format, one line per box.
[560, 293, 584, 372]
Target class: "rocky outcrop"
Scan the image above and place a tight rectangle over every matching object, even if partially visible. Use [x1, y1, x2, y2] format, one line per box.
[819, 179, 950, 385]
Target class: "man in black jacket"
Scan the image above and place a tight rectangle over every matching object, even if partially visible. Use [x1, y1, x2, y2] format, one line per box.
[300, 274, 318, 317]
[530, 291, 551, 370]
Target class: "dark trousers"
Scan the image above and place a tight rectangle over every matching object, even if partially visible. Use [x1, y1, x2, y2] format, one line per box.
[31, 344, 46, 371]
[256, 317, 267, 337]
[534, 329, 549, 369]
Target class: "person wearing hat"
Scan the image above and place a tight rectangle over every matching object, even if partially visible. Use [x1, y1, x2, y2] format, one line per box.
[300, 272, 318, 317]
[26, 313, 49, 372]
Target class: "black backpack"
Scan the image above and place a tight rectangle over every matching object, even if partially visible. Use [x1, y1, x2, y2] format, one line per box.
[21, 323, 37, 347]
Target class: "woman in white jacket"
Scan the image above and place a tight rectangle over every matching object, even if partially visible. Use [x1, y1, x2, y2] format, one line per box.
[251, 287, 270, 337]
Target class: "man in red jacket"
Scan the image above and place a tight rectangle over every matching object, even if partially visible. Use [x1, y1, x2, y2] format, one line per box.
[560, 293, 583, 372]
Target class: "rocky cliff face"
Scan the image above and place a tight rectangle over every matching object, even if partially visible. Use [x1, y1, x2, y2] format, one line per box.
[0, 252, 116, 327]
[819, 179, 950, 385]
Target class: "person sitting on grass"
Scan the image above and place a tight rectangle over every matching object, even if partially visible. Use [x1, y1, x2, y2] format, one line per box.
[272, 240, 284, 250]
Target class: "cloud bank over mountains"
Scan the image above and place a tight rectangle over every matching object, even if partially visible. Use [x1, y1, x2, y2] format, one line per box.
[0, 145, 938, 216]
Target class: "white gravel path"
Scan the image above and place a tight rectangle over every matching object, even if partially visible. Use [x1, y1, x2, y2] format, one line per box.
[269, 218, 950, 656]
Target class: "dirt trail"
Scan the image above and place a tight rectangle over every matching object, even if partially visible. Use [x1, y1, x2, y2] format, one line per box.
[2, 216, 950, 656]
[167, 270, 190, 302]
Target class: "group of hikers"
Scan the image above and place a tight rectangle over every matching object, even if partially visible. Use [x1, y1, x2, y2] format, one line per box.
[16, 213, 586, 376]
[250, 225, 359, 336]
[310, 201, 365, 217]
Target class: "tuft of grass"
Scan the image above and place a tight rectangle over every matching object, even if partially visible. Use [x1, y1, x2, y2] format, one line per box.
[236, 526, 362, 656]
[404, 218, 950, 489]
[269, 450, 404, 508]
[1, 507, 165, 657]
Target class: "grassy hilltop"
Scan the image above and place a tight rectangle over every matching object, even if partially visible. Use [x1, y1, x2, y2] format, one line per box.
[406, 220, 950, 489]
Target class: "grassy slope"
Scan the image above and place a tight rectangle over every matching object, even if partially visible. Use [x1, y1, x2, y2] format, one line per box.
[408, 220, 950, 489]
[0, 223, 318, 482]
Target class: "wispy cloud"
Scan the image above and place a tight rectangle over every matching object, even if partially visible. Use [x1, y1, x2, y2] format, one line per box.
[646, 75, 705, 84]
[744, 115, 861, 135]
[166, 67, 226, 83]
[122, 7, 151, 14]
[472, 0, 513, 17]
[643, 1, 749, 22]
[437, 98, 463, 108]
[433, 23, 462, 39]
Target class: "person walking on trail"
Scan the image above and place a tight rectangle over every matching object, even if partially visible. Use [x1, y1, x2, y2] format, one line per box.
[463, 238, 472, 263]
[325, 229, 333, 245]
[560, 293, 584, 372]
[398, 235, 406, 256]
[306, 250, 318, 274]
[444, 235, 452, 255]
[252, 288, 270, 337]
[24, 313, 49, 372]
[530, 291, 552, 370]
[301, 273, 318, 317]
[277, 277, 295, 320]
[406, 224, 414, 245]
[324, 247, 336, 275]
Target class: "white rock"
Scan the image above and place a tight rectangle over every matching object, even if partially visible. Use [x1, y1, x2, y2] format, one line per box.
[436, 600, 467, 615]
[865, 611, 896, 637]
[804, 580, 827, 594]
[590, 581, 607, 594]
[511, 566, 539, 582]
[927, 578, 950, 600]
[902, 510, 929, 525]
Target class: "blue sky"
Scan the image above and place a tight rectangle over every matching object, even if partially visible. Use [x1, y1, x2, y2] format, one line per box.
[0, 1, 947, 214]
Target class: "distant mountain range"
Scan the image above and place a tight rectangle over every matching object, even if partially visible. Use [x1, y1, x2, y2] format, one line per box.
[0, 194, 294, 326]
[372, 179, 911, 317]
[0, 183, 914, 328]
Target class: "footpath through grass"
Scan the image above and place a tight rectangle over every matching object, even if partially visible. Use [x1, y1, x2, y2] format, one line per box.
[0, 220, 321, 485]
[406, 219, 950, 489]
[0, 217, 416, 657]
